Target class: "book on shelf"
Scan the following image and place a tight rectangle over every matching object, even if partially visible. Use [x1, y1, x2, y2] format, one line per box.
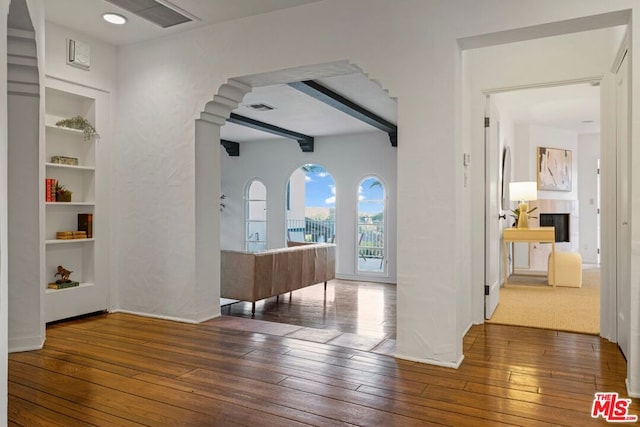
[45, 178, 57, 202]
[78, 213, 93, 238]
[56, 230, 88, 240]
[48, 281, 80, 290]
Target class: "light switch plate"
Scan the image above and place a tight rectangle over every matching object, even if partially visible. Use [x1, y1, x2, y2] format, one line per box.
[67, 39, 90, 70]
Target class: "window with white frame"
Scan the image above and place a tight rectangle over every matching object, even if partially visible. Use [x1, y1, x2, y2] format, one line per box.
[357, 176, 385, 273]
[245, 180, 267, 251]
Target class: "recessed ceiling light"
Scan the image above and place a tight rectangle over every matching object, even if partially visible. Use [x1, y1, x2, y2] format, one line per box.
[103, 13, 127, 25]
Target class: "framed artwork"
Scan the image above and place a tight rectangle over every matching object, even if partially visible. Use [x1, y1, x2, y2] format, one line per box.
[537, 146, 572, 191]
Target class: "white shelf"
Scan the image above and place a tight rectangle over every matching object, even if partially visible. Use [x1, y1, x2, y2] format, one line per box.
[44, 82, 106, 324]
[46, 238, 95, 245]
[45, 282, 94, 294]
[45, 123, 84, 136]
[45, 162, 95, 171]
[46, 202, 95, 206]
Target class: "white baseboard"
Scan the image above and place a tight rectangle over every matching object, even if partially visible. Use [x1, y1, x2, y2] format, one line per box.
[394, 352, 465, 369]
[9, 334, 45, 353]
[335, 273, 396, 284]
[109, 309, 221, 324]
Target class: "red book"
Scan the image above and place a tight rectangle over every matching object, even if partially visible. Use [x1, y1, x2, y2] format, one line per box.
[45, 179, 51, 202]
[50, 179, 56, 202]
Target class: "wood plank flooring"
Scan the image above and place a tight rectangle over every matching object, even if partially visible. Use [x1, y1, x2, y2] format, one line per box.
[224, 279, 397, 339]
[9, 310, 637, 425]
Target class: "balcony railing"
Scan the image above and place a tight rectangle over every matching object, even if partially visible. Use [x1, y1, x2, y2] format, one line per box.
[286, 218, 385, 273]
[287, 219, 335, 243]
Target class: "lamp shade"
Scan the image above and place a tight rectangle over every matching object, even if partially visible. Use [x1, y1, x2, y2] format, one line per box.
[509, 181, 537, 202]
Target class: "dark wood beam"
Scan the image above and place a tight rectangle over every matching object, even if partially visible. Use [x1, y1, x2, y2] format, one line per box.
[220, 139, 239, 156]
[227, 113, 315, 152]
[288, 80, 398, 147]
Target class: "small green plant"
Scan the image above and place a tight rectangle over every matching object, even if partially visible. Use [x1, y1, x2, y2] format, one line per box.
[56, 116, 100, 141]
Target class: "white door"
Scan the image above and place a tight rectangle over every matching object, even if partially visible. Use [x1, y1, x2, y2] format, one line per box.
[485, 96, 501, 319]
[615, 51, 630, 359]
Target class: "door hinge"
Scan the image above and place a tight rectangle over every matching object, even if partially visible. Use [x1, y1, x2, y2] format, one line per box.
[484, 117, 490, 128]
[484, 285, 490, 295]
[597, 208, 600, 214]
[597, 248, 601, 254]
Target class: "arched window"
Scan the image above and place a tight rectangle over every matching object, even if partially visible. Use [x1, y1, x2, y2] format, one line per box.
[357, 176, 385, 273]
[286, 164, 336, 243]
[245, 180, 267, 251]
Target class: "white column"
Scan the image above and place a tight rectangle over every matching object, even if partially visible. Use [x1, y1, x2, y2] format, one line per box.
[194, 119, 221, 321]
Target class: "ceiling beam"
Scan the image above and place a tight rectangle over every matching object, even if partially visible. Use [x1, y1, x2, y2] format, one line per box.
[288, 80, 398, 147]
[227, 113, 315, 152]
[220, 139, 239, 156]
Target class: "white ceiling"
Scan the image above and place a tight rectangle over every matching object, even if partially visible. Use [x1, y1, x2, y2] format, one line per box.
[493, 83, 601, 135]
[44, 0, 323, 46]
[42, 1, 601, 145]
[222, 74, 398, 142]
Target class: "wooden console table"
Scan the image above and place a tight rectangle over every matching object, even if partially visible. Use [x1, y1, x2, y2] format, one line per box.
[503, 227, 556, 287]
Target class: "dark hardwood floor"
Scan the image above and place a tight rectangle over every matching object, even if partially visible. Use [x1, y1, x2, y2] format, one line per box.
[8, 279, 637, 426]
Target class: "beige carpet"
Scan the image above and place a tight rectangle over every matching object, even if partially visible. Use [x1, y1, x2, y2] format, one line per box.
[486, 268, 600, 334]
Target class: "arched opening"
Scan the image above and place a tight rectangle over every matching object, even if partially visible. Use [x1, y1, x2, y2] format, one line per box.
[7, 0, 43, 352]
[286, 164, 336, 244]
[357, 176, 385, 274]
[245, 179, 267, 251]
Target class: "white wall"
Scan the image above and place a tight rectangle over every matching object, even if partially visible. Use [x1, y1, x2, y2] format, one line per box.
[579, 133, 600, 263]
[287, 168, 306, 223]
[0, 0, 8, 421]
[109, 0, 640, 371]
[221, 131, 397, 283]
[512, 124, 579, 268]
[44, 22, 118, 92]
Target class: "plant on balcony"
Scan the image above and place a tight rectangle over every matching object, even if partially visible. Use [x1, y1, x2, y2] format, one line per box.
[56, 116, 100, 141]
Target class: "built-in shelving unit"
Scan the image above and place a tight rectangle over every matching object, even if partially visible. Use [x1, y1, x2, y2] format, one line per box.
[43, 79, 108, 323]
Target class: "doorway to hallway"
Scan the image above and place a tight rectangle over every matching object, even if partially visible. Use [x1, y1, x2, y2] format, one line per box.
[485, 82, 603, 334]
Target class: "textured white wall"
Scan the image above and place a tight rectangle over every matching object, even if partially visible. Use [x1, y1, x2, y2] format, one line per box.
[0, 0, 8, 421]
[44, 22, 117, 92]
[578, 133, 600, 264]
[112, 0, 640, 370]
[220, 131, 397, 283]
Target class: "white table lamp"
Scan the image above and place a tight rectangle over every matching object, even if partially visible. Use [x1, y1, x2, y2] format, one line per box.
[509, 181, 537, 228]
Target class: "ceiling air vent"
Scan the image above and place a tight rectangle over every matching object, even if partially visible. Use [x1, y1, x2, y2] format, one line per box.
[104, 0, 196, 28]
[246, 103, 275, 112]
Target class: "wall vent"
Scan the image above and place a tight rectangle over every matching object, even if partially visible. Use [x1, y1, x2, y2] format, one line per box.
[104, 0, 196, 28]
